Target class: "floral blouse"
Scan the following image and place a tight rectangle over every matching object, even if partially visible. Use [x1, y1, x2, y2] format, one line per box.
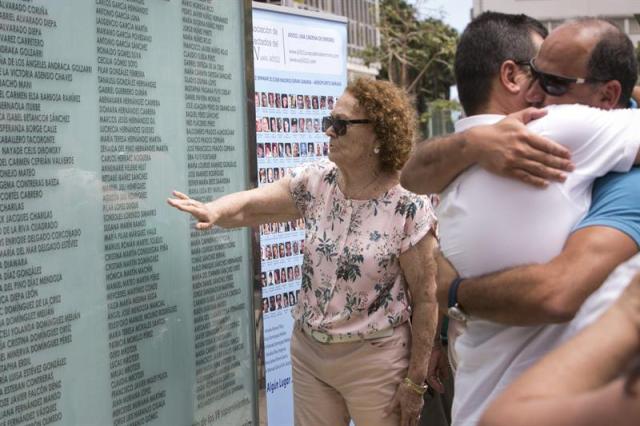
[289, 160, 437, 339]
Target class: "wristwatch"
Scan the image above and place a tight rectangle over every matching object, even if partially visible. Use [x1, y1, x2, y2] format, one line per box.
[447, 277, 470, 322]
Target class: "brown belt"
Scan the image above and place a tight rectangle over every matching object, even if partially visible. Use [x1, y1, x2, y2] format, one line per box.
[300, 324, 394, 344]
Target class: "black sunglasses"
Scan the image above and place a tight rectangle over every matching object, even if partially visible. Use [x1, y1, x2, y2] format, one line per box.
[528, 58, 607, 96]
[321, 116, 371, 136]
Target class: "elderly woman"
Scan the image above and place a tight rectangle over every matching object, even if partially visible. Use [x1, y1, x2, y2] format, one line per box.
[167, 78, 439, 426]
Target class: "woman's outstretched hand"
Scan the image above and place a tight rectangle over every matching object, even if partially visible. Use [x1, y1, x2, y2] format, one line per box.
[167, 190, 218, 230]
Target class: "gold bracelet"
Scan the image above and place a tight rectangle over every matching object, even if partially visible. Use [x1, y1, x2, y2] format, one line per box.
[403, 377, 428, 395]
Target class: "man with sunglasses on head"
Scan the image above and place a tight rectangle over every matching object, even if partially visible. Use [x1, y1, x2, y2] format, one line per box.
[401, 12, 640, 426]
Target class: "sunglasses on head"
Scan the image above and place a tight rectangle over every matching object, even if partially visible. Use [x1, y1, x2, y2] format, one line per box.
[321, 116, 371, 136]
[527, 58, 607, 97]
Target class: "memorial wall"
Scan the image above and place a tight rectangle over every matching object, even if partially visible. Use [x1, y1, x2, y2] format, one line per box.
[0, 1, 257, 425]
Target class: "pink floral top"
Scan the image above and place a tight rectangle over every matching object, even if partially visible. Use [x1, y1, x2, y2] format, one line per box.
[289, 160, 437, 340]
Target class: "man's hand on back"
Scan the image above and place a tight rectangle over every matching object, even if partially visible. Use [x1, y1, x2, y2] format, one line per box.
[466, 107, 574, 187]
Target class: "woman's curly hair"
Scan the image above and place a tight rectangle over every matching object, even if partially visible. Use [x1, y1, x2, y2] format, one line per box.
[346, 78, 417, 172]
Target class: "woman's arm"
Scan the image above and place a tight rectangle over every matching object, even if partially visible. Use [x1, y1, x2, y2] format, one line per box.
[401, 230, 439, 390]
[480, 272, 640, 426]
[384, 231, 439, 426]
[167, 176, 301, 229]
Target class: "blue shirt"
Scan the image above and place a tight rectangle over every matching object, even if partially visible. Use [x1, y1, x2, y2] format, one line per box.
[574, 167, 640, 248]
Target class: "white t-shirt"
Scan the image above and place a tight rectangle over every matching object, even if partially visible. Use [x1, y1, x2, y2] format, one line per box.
[565, 253, 640, 338]
[437, 104, 640, 426]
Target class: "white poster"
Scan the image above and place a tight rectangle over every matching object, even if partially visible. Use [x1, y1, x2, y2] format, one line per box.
[252, 5, 348, 426]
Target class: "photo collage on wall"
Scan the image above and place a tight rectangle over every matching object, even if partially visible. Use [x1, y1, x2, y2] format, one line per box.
[255, 91, 334, 317]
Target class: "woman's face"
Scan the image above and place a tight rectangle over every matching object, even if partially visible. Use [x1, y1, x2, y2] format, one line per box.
[292, 143, 299, 157]
[282, 95, 288, 108]
[326, 92, 375, 168]
[261, 117, 269, 131]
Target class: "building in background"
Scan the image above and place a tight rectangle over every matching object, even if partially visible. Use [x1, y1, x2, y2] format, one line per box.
[255, 0, 381, 78]
[473, 0, 640, 45]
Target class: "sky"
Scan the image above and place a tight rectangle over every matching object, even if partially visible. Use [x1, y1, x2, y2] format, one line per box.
[412, 0, 473, 33]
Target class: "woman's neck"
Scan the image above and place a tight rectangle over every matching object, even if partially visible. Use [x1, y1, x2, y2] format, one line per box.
[337, 166, 399, 200]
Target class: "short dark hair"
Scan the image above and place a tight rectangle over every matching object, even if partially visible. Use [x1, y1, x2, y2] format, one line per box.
[455, 12, 548, 115]
[585, 22, 638, 108]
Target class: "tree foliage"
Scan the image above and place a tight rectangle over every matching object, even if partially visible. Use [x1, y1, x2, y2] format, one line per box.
[361, 0, 457, 100]
[360, 0, 458, 134]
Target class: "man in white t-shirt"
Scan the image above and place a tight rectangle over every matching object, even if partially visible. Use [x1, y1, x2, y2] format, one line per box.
[402, 13, 640, 426]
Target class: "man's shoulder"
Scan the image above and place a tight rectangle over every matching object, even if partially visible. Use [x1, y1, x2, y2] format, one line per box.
[525, 105, 605, 144]
[529, 104, 603, 128]
[594, 167, 640, 194]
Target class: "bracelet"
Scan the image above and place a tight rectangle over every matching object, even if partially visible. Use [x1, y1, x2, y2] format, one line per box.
[403, 377, 428, 395]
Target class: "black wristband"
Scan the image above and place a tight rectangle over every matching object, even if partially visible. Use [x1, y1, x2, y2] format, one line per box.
[447, 277, 464, 309]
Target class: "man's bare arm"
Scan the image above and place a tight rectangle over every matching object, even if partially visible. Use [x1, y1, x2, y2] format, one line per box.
[400, 108, 573, 194]
[436, 227, 638, 325]
[401, 132, 475, 194]
[480, 275, 640, 426]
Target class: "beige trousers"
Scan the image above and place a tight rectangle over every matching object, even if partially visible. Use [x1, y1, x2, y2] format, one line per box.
[291, 323, 411, 426]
